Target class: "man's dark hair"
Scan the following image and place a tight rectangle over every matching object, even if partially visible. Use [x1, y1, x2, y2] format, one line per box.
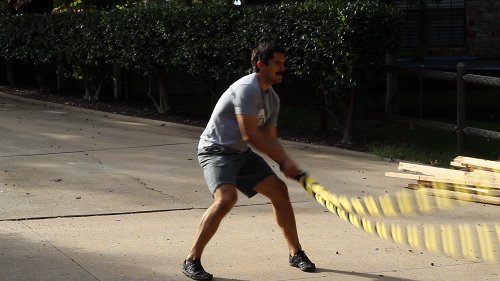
[251, 41, 286, 73]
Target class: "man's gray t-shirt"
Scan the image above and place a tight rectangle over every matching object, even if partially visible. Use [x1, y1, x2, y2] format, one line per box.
[198, 73, 280, 153]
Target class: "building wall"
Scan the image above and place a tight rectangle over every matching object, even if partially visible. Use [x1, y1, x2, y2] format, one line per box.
[467, 0, 500, 56]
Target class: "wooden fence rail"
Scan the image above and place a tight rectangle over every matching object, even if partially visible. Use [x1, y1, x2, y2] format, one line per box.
[384, 55, 500, 153]
[463, 74, 500, 87]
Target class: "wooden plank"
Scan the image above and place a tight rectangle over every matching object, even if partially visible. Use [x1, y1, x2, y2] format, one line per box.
[387, 171, 500, 187]
[459, 164, 499, 173]
[383, 65, 457, 81]
[450, 161, 468, 169]
[416, 180, 500, 197]
[398, 162, 464, 177]
[450, 161, 500, 175]
[386, 172, 425, 180]
[471, 169, 500, 178]
[385, 172, 500, 189]
[407, 184, 500, 206]
[386, 115, 456, 132]
[453, 156, 500, 172]
[463, 73, 500, 87]
[399, 162, 500, 181]
[463, 127, 500, 141]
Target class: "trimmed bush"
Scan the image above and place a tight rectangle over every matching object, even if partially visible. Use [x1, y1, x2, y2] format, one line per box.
[0, 1, 400, 80]
[0, 1, 400, 139]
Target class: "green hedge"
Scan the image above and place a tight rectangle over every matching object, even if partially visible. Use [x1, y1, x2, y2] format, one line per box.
[0, 1, 400, 85]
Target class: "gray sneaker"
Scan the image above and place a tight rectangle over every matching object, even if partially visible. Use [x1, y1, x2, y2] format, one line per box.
[289, 250, 316, 272]
[182, 259, 213, 280]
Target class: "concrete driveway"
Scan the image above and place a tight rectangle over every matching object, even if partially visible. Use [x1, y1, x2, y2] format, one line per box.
[0, 92, 498, 281]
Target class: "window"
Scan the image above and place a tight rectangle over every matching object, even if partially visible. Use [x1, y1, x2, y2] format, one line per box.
[393, 0, 465, 47]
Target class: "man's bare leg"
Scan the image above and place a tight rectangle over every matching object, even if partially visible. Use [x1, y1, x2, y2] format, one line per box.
[186, 184, 238, 261]
[254, 174, 316, 272]
[253, 175, 301, 256]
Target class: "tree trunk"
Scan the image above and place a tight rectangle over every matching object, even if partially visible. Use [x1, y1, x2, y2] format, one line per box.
[35, 63, 50, 93]
[113, 63, 123, 100]
[6, 59, 14, 88]
[147, 71, 171, 114]
[341, 87, 356, 145]
[83, 64, 104, 101]
[83, 65, 92, 100]
[83, 65, 104, 100]
[322, 90, 345, 133]
[93, 77, 104, 100]
[158, 72, 171, 114]
[318, 88, 328, 132]
[56, 64, 64, 92]
[123, 68, 129, 100]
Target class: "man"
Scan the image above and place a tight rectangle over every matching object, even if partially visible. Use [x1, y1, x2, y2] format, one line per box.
[182, 41, 315, 281]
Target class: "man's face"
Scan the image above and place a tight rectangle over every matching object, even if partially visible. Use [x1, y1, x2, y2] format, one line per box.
[260, 52, 286, 85]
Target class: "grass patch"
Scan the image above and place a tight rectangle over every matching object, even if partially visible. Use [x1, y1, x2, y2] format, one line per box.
[362, 123, 500, 166]
[368, 141, 457, 167]
[277, 104, 499, 167]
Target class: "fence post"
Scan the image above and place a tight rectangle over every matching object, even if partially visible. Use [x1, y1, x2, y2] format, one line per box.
[418, 65, 425, 118]
[456, 62, 466, 154]
[385, 51, 399, 114]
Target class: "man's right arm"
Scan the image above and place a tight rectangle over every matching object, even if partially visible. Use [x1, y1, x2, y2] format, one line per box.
[236, 114, 299, 178]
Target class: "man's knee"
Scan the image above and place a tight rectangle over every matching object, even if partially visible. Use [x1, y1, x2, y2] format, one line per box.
[256, 176, 290, 200]
[272, 178, 290, 200]
[273, 176, 288, 190]
[213, 185, 238, 212]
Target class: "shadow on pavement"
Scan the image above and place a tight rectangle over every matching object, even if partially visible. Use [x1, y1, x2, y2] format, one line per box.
[0, 231, 180, 281]
[315, 268, 417, 281]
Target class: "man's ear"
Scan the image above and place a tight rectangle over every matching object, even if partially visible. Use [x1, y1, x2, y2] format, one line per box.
[256, 60, 266, 71]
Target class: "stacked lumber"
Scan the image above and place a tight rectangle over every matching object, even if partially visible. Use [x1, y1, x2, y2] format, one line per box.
[451, 156, 500, 173]
[385, 156, 500, 205]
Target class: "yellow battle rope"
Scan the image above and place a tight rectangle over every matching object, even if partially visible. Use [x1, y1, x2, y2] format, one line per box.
[296, 173, 500, 262]
[297, 175, 459, 219]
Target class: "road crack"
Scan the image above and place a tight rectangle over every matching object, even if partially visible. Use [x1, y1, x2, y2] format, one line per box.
[19, 221, 102, 281]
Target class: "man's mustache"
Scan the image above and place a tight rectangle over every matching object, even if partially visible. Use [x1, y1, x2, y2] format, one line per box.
[276, 71, 285, 76]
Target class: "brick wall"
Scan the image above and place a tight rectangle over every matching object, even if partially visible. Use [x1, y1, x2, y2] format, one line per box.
[466, 0, 500, 56]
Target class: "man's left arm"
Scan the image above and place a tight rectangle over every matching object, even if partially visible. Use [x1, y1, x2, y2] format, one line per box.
[259, 123, 278, 140]
[259, 124, 300, 177]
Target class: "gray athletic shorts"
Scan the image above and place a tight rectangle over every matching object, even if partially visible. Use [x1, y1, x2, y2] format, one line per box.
[198, 145, 275, 198]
